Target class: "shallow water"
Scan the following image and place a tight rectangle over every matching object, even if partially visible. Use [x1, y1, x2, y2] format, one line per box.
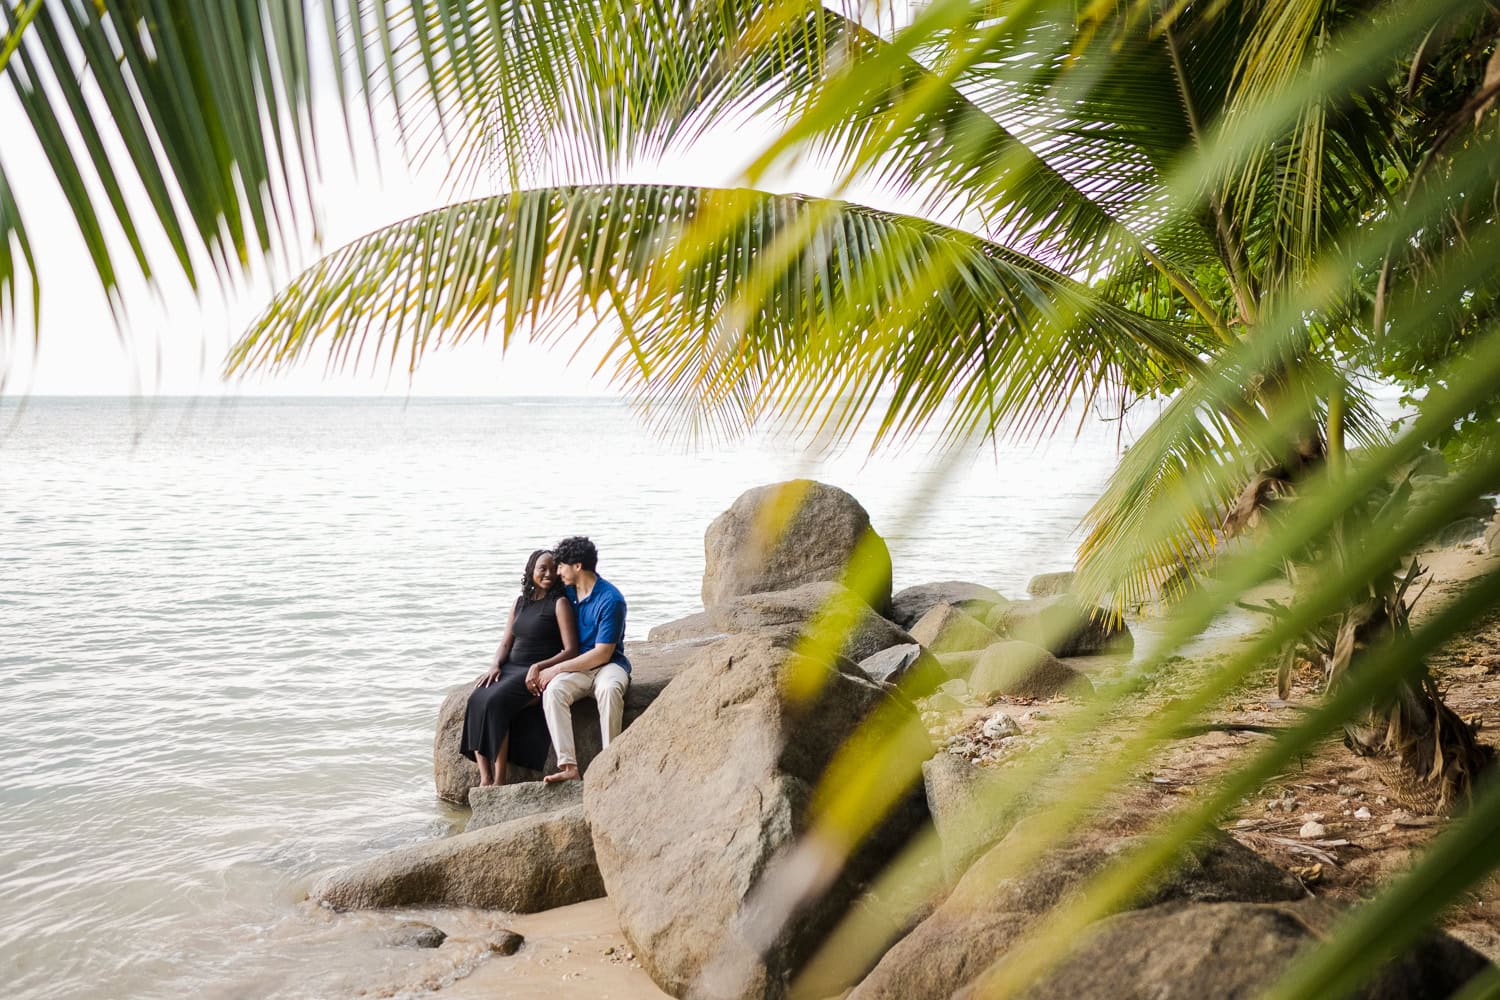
[0, 395, 1140, 998]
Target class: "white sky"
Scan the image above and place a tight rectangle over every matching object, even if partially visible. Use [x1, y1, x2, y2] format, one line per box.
[0, 54, 912, 398]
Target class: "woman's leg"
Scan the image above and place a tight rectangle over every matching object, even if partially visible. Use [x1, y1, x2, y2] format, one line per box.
[494, 733, 510, 784]
[475, 753, 495, 786]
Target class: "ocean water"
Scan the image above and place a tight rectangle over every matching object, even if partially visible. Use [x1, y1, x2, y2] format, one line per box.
[0, 396, 1139, 999]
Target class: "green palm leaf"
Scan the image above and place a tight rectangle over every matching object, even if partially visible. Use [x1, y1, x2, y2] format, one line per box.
[229, 182, 1207, 445]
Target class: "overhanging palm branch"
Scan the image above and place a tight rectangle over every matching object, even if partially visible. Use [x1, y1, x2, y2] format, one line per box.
[412, 0, 1180, 281]
[230, 182, 1208, 445]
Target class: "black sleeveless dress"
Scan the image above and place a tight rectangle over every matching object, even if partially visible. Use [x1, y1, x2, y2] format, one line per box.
[459, 594, 563, 770]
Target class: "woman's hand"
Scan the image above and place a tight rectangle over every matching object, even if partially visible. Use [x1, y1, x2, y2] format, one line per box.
[525, 663, 543, 694]
[476, 665, 501, 688]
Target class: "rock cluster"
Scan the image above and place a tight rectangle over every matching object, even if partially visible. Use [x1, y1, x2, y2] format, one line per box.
[308, 480, 1493, 1000]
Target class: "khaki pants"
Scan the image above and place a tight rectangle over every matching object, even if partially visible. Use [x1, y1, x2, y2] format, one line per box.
[541, 663, 629, 767]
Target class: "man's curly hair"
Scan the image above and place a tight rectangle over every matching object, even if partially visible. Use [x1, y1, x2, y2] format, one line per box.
[554, 535, 598, 572]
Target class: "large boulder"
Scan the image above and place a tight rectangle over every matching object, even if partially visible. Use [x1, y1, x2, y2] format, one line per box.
[1005, 900, 1491, 1000]
[311, 806, 603, 912]
[466, 780, 585, 832]
[1430, 517, 1490, 548]
[909, 603, 1000, 654]
[1026, 571, 1076, 598]
[647, 610, 725, 643]
[986, 595, 1133, 657]
[850, 824, 1305, 999]
[701, 480, 893, 612]
[922, 753, 1022, 879]
[707, 582, 912, 664]
[969, 641, 1092, 700]
[890, 582, 1006, 631]
[433, 636, 715, 804]
[584, 635, 930, 1000]
[1488, 518, 1500, 555]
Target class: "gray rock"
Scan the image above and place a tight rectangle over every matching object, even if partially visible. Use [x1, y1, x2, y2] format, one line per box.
[986, 595, 1133, 657]
[1004, 899, 1492, 1000]
[969, 641, 1092, 700]
[647, 610, 726, 643]
[707, 582, 913, 664]
[851, 825, 1305, 1000]
[1488, 518, 1500, 555]
[701, 480, 893, 612]
[382, 921, 447, 949]
[1430, 517, 1490, 548]
[858, 643, 946, 692]
[467, 780, 586, 832]
[1026, 571, 1077, 598]
[583, 635, 930, 1000]
[312, 806, 603, 912]
[1411, 475, 1497, 523]
[922, 754, 1021, 880]
[434, 638, 708, 803]
[890, 582, 1007, 630]
[909, 603, 1000, 654]
[488, 930, 525, 956]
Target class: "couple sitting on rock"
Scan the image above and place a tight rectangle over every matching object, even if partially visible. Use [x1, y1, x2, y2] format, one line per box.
[459, 535, 630, 787]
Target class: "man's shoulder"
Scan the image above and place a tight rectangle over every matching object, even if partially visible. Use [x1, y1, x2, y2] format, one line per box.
[595, 576, 626, 604]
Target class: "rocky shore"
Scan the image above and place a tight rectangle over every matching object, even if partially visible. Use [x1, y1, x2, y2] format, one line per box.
[304, 479, 1500, 999]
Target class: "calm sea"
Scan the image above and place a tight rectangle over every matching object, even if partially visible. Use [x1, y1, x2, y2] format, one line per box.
[0, 395, 1137, 998]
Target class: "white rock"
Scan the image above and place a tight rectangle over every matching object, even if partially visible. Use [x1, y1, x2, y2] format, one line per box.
[1299, 821, 1328, 839]
[982, 713, 1021, 739]
[1354, 806, 1373, 820]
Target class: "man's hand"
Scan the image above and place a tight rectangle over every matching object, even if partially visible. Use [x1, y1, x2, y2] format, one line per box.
[476, 665, 501, 688]
[535, 665, 562, 692]
[525, 663, 543, 694]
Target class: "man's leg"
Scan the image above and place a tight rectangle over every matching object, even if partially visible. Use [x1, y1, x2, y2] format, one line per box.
[593, 663, 630, 749]
[542, 670, 596, 782]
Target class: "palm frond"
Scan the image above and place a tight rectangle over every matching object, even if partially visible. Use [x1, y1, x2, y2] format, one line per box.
[229, 182, 1207, 446]
[0, 159, 37, 337]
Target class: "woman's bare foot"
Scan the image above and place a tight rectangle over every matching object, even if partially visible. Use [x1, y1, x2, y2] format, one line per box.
[543, 763, 580, 784]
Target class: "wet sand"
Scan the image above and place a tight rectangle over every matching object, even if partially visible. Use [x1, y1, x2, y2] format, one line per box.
[436, 898, 668, 999]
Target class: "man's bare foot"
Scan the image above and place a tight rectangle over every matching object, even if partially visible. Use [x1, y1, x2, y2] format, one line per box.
[543, 764, 580, 784]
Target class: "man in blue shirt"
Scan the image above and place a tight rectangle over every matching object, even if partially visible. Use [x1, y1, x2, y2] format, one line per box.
[530, 536, 631, 784]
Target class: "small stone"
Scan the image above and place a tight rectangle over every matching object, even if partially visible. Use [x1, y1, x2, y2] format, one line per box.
[383, 921, 447, 949]
[488, 930, 524, 956]
[1299, 821, 1327, 839]
[1022, 710, 1051, 722]
[604, 946, 615, 956]
[1354, 806, 1373, 820]
[982, 714, 1021, 739]
[1337, 784, 1358, 797]
[1301, 812, 1324, 823]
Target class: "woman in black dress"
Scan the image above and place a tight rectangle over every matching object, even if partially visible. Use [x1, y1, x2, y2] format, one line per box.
[461, 549, 579, 786]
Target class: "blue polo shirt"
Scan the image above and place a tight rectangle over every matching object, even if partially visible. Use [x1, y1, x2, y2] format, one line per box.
[568, 576, 630, 673]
